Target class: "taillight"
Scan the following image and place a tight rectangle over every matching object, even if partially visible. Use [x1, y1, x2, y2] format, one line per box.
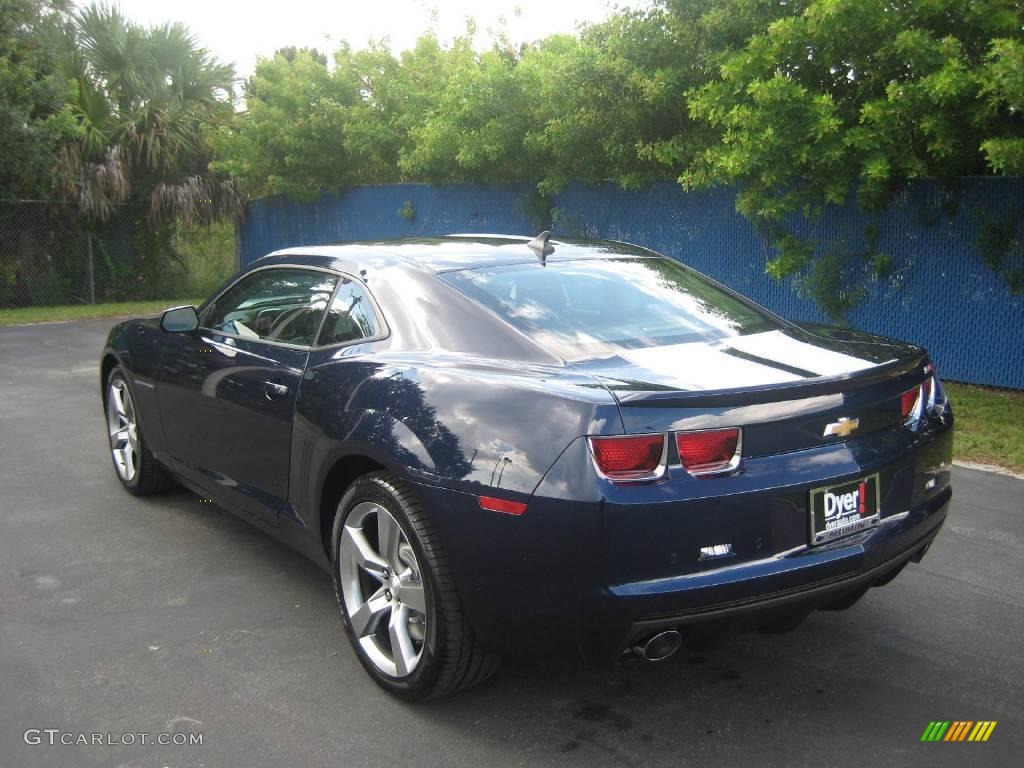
[901, 374, 941, 425]
[900, 388, 920, 421]
[588, 434, 666, 482]
[676, 428, 741, 476]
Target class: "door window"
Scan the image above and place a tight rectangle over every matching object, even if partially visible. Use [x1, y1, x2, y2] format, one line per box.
[203, 268, 338, 347]
[316, 279, 382, 346]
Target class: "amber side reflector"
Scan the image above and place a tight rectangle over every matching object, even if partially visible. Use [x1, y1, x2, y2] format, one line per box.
[478, 496, 527, 515]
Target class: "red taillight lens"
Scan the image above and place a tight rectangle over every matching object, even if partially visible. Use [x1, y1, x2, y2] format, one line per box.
[900, 387, 920, 420]
[676, 428, 741, 475]
[589, 434, 665, 481]
[922, 377, 933, 408]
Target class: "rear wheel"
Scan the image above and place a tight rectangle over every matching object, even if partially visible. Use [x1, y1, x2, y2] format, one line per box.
[105, 368, 174, 496]
[332, 471, 500, 700]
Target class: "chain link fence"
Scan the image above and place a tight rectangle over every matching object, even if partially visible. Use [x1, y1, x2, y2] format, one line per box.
[0, 200, 237, 309]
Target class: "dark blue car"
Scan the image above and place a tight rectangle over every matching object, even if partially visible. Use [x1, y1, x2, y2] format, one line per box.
[100, 234, 953, 700]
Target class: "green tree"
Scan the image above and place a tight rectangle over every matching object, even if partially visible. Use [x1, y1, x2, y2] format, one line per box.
[980, 38, 1024, 174]
[217, 2, 809, 202]
[54, 2, 241, 224]
[208, 0, 1023, 316]
[683, 0, 1024, 313]
[398, 6, 737, 193]
[213, 41, 423, 200]
[399, 29, 533, 185]
[0, 0, 74, 199]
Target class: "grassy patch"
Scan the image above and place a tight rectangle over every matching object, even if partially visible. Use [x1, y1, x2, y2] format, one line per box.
[0, 299, 202, 327]
[944, 382, 1024, 473]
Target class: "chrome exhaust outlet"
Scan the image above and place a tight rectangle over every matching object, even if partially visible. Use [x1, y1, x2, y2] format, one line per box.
[632, 630, 682, 662]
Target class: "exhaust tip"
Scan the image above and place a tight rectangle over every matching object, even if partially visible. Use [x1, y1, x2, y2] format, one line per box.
[633, 630, 682, 662]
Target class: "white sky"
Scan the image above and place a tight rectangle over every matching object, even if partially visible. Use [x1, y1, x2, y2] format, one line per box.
[94, 1, 638, 76]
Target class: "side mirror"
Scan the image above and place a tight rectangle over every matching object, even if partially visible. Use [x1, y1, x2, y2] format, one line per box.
[160, 305, 199, 333]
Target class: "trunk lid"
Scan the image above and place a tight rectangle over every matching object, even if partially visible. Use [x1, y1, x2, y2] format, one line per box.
[574, 327, 929, 456]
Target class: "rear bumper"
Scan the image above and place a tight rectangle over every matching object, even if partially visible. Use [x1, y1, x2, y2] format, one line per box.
[414, 419, 953, 661]
[592, 485, 949, 657]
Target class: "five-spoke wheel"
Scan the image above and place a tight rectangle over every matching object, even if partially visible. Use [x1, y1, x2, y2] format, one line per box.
[103, 367, 173, 495]
[332, 472, 500, 700]
[338, 501, 428, 677]
[106, 376, 139, 483]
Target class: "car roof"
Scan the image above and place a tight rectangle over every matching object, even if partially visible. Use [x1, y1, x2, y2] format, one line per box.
[262, 234, 657, 274]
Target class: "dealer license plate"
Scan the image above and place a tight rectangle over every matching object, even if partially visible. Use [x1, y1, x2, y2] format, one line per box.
[809, 473, 881, 545]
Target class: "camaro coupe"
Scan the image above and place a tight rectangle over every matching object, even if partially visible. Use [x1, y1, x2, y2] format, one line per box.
[100, 233, 953, 699]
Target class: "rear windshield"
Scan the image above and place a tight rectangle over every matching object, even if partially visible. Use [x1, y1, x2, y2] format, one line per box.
[442, 257, 780, 360]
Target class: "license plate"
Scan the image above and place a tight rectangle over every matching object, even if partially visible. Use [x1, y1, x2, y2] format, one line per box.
[809, 473, 881, 545]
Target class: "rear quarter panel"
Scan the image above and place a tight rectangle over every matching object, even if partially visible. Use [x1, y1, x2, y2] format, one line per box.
[289, 347, 623, 644]
[293, 348, 622, 510]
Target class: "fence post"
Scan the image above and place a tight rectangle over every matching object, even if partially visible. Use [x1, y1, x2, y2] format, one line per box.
[86, 231, 96, 304]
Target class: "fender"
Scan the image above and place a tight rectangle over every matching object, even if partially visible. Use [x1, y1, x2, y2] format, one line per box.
[100, 319, 168, 457]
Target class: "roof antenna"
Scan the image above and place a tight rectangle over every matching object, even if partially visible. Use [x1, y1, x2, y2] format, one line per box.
[527, 230, 554, 265]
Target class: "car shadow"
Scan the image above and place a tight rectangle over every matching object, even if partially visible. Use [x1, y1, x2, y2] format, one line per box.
[152, 488, 982, 768]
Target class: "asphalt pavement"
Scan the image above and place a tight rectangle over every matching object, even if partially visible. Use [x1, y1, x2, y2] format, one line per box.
[1, 317, 1021, 767]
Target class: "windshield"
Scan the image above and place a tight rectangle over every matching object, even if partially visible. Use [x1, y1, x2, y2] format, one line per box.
[442, 257, 781, 361]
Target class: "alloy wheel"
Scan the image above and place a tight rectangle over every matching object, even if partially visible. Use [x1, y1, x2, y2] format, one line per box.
[338, 501, 428, 677]
[106, 377, 139, 483]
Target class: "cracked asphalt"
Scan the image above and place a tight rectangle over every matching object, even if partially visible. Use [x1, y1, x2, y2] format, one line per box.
[1, 317, 1021, 767]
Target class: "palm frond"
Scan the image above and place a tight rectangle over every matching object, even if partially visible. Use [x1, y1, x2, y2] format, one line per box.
[54, 3, 238, 228]
[55, 144, 130, 222]
[150, 174, 244, 226]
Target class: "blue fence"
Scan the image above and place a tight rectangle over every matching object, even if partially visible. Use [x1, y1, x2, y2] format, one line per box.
[240, 179, 1024, 389]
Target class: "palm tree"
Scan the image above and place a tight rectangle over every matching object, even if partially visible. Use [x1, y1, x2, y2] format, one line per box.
[56, 3, 243, 225]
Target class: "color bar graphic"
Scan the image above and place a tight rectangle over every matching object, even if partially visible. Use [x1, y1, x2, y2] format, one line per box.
[944, 721, 972, 741]
[921, 721, 949, 741]
[921, 721, 996, 742]
[968, 722, 997, 742]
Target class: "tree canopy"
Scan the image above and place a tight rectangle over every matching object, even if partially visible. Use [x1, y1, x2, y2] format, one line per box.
[216, 1, 1022, 196]
[212, 3, 787, 198]
[2, 1, 240, 222]
[0, 0, 72, 200]
[684, 0, 1024, 298]
[3, 0, 1023, 313]
[1, 1, 243, 306]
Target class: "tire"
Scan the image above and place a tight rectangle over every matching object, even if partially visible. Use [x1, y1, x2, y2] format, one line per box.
[331, 471, 500, 700]
[104, 367, 175, 496]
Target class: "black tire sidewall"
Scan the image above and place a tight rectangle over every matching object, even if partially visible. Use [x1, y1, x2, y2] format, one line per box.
[331, 474, 442, 700]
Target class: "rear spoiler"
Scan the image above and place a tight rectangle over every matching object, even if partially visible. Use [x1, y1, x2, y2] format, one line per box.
[609, 352, 930, 409]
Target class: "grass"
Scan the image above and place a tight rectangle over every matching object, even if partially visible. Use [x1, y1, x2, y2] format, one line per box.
[0, 299, 202, 327]
[944, 382, 1024, 474]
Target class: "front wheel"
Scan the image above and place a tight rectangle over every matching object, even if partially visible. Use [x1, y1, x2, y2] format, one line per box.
[332, 471, 500, 700]
[104, 368, 174, 496]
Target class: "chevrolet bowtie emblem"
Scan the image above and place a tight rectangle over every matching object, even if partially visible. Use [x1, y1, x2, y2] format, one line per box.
[823, 417, 860, 438]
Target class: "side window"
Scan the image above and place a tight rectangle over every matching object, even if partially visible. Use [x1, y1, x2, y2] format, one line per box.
[203, 269, 338, 347]
[317, 279, 381, 346]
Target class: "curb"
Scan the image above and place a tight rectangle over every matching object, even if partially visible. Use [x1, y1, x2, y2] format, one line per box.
[952, 460, 1024, 481]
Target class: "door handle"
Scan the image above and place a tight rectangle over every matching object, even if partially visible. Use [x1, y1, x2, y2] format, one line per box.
[264, 380, 289, 400]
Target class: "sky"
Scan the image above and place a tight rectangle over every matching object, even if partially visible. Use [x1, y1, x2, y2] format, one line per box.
[97, 0, 638, 76]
